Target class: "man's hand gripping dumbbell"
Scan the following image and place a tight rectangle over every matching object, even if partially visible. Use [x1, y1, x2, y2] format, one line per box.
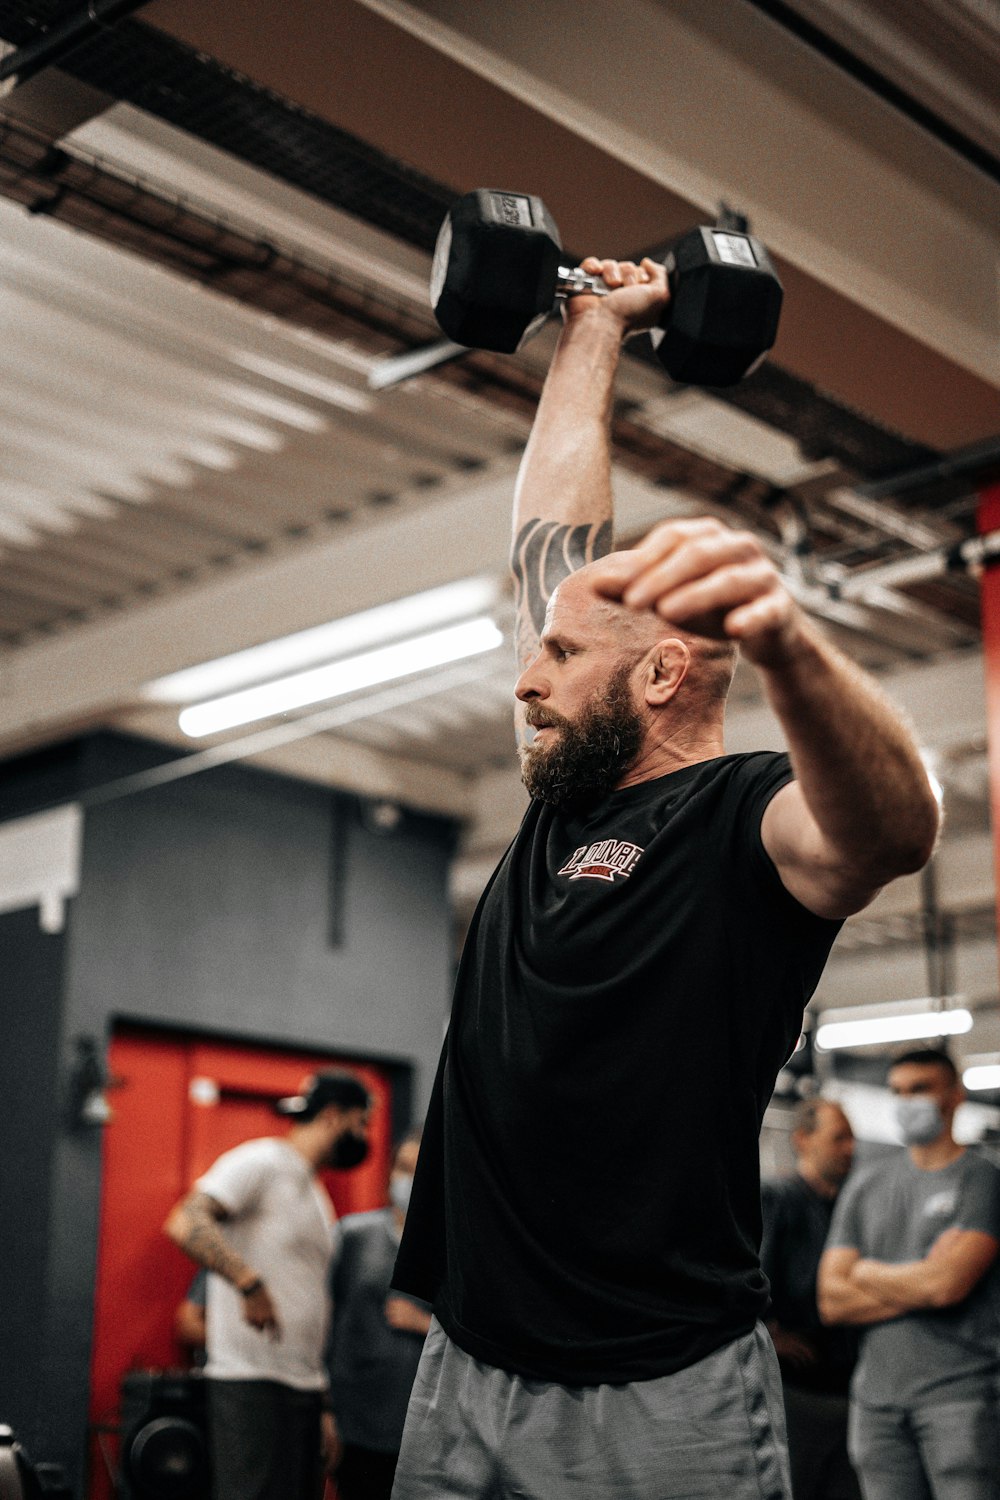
[430, 188, 783, 386]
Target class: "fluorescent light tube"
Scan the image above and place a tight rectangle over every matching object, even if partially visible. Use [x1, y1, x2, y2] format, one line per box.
[816, 1009, 973, 1051]
[146, 577, 499, 705]
[179, 616, 503, 737]
[964, 1064, 1000, 1092]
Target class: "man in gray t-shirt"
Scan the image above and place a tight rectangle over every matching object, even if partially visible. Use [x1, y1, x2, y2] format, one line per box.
[819, 1049, 1000, 1500]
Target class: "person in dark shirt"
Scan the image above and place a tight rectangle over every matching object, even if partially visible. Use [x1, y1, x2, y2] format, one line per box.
[174, 1267, 209, 1368]
[326, 1133, 430, 1500]
[391, 254, 940, 1500]
[761, 1098, 861, 1499]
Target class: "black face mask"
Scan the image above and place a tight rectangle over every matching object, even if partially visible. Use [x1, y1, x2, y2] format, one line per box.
[330, 1129, 369, 1170]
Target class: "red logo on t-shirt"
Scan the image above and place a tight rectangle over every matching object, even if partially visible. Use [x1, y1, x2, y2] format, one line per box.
[558, 839, 645, 882]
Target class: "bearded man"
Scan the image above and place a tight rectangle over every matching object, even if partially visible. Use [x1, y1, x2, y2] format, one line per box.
[165, 1070, 371, 1500]
[390, 257, 940, 1500]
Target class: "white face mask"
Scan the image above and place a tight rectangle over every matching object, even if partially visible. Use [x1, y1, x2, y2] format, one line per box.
[894, 1095, 945, 1146]
[390, 1172, 413, 1213]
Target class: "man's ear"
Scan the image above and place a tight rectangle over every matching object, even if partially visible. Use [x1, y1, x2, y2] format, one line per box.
[644, 638, 691, 706]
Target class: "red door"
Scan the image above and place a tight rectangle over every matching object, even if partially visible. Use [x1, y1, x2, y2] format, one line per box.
[87, 1026, 393, 1500]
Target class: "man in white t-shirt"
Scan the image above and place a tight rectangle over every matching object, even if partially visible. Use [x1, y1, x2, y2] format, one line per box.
[165, 1069, 371, 1500]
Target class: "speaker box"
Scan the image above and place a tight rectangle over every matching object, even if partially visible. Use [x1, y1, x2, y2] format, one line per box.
[0, 1427, 72, 1500]
[118, 1373, 209, 1500]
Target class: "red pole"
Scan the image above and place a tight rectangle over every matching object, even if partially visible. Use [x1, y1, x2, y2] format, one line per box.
[977, 482, 1000, 925]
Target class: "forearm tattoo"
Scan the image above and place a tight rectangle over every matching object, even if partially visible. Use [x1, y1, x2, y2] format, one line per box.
[511, 518, 612, 668]
[175, 1192, 250, 1286]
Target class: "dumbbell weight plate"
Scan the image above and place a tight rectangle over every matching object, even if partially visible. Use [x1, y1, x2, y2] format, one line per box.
[430, 189, 565, 354]
[651, 226, 783, 387]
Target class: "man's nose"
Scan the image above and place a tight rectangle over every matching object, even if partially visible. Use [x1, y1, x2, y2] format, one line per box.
[515, 656, 547, 703]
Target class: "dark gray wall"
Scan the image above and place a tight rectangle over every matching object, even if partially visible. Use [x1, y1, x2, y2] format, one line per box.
[2, 732, 457, 1493]
[0, 907, 66, 1450]
[67, 755, 452, 1061]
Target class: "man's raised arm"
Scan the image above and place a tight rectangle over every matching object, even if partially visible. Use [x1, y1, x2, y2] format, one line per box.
[510, 258, 669, 682]
[591, 518, 941, 917]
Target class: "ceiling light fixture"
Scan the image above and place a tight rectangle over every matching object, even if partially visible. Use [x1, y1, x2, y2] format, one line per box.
[815, 1002, 973, 1051]
[963, 1064, 1000, 1092]
[178, 616, 504, 738]
[146, 576, 499, 706]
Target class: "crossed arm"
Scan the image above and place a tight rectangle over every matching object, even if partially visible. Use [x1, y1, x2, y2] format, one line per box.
[818, 1230, 1000, 1325]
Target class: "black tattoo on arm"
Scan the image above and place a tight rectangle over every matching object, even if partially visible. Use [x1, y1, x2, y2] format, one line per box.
[169, 1191, 253, 1288]
[511, 518, 613, 669]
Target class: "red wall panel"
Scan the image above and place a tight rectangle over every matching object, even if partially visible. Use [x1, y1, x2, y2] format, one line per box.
[978, 482, 1000, 946]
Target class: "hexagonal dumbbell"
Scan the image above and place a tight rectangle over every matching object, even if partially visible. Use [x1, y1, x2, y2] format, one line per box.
[430, 188, 783, 388]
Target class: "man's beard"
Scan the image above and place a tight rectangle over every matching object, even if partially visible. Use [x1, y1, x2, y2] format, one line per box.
[519, 661, 645, 809]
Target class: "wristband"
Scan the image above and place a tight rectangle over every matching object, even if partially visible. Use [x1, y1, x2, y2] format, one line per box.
[239, 1277, 264, 1298]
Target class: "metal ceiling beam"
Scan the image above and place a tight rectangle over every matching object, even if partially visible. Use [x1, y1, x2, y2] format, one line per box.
[858, 436, 1000, 508]
[0, 0, 151, 90]
[742, 0, 1000, 182]
[353, 0, 999, 398]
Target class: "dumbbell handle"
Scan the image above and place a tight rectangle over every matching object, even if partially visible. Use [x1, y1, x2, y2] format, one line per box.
[555, 266, 612, 300]
[555, 265, 671, 325]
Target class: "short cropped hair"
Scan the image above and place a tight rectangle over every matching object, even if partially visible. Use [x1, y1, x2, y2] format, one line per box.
[791, 1097, 841, 1137]
[889, 1048, 958, 1083]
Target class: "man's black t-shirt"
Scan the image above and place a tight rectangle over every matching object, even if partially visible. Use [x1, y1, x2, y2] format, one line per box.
[393, 752, 842, 1385]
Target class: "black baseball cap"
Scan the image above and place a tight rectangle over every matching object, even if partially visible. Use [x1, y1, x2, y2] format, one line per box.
[276, 1069, 371, 1121]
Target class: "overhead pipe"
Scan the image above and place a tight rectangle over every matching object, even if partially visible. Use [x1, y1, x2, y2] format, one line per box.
[856, 436, 1000, 507]
[0, 0, 151, 91]
[835, 528, 1000, 601]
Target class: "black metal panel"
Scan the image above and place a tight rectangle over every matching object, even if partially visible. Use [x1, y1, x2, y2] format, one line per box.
[727, 362, 941, 479]
[0, 0, 452, 247]
[743, 0, 1000, 187]
[626, 341, 940, 479]
[0, 906, 67, 1455]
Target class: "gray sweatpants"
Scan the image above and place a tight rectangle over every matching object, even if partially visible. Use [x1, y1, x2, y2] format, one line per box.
[391, 1318, 792, 1499]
